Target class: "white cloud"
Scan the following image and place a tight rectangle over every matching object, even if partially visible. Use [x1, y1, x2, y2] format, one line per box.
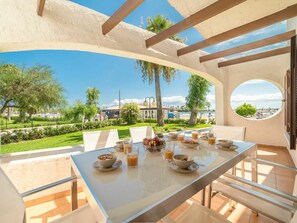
[212, 22, 287, 51]
[227, 42, 288, 59]
[162, 96, 186, 106]
[101, 94, 215, 108]
[206, 94, 215, 102]
[231, 93, 282, 102]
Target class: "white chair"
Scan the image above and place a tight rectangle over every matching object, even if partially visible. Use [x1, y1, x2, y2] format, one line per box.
[0, 167, 97, 223]
[83, 129, 119, 151]
[129, 126, 155, 143]
[212, 160, 297, 223]
[212, 125, 246, 141]
[212, 125, 246, 177]
[162, 200, 231, 223]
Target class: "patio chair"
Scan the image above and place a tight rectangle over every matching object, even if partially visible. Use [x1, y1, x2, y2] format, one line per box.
[129, 126, 155, 143]
[162, 200, 231, 223]
[83, 129, 119, 151]
[0, 167, 97, 223]
[212, 159, 297, 223]
[212, 125, 247, 177]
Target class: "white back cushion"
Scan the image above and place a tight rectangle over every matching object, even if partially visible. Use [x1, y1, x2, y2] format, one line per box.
[83, 129, 119, 151]
[0, 167, 25, 223]
[212, 125, 246, 141]
[129, 126, 155, 143]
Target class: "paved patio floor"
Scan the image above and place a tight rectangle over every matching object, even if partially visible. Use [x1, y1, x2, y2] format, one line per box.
[25, 145, 295, 223]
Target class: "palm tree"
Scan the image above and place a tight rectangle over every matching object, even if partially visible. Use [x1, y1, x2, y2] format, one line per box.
[136, 15, 184, 126]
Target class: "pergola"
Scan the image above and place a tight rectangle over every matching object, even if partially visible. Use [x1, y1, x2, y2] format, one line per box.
[1, 0, 297, 159]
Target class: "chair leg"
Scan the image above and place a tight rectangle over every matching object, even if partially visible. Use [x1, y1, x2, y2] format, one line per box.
[232, 166, 236, 175]
[71, 168, 78, 211]
[241, 160, 245, 178]
[208, 183, 212, 209]
[201, 188, 206, 206]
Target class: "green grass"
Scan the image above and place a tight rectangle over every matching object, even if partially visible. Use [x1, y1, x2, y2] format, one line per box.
[0, 123, 211, 154]
[0, 118, 72, 130]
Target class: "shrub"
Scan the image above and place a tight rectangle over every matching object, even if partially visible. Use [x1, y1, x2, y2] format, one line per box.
[235, 103, 256, 117]
[197, 118, 207, 124]
[208, 118, 216, 124]
[121, 103, 140, 125]
[0, 119, 125, 145]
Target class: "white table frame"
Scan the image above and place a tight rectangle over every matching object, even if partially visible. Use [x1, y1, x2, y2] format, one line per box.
[70, 140, 257, 222]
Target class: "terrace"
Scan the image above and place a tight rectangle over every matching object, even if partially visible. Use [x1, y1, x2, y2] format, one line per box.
[1, 0, 297, 223]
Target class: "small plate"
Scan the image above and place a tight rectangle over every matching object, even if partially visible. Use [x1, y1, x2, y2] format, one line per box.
[200, 135, 208, 141]
[217, 144, 238, 151]
[181, 143, 199, 149]
[114, 145, 123, 152]
[168, 161, 199, 174]
[93, 160, 122, 172]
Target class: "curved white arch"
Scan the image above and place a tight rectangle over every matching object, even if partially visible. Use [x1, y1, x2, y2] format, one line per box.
[0, 0, 227, 123]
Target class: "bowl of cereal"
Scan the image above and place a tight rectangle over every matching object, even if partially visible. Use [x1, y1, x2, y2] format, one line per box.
[97, 154, 117, 168]
[181, 139, 199, 149]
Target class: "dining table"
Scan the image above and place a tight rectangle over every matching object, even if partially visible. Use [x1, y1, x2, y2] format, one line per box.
[70, 133, 257, 223]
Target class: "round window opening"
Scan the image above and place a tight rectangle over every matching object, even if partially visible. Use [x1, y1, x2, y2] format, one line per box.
[230, 80, 283, 120]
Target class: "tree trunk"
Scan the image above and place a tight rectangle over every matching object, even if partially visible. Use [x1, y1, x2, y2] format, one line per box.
[0, 99, 12, 115]
[154, 67, 164, 126]
[19, 109, 26, 123]
[189, 105, 198, 125]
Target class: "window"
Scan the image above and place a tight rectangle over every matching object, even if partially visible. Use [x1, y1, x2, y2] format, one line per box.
[230, 80, 282, 120]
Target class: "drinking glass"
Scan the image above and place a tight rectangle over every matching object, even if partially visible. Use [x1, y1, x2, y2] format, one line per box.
[192, 131, 199, 140]
[127, 146, 139, 167]
[123, 139, 132, 154]
[208, 134, 216, 145]
[178, 133, 185, 142]
[163, 142, 175, 160]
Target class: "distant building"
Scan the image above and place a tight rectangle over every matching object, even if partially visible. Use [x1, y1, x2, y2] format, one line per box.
[102, 105, 169, 119]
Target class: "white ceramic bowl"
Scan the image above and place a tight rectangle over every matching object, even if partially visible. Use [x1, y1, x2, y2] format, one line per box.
[169, 132, 178, 140]
[218, 139, 233, 148]
[173, 154, 193, 169]
[97, 154, 117, 168]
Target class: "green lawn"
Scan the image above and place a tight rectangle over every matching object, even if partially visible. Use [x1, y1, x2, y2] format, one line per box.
[0, 123, 211, 154]
[0, 118, 72, 130]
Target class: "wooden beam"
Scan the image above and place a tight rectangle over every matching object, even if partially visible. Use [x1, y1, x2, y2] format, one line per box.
[102, 0, 144, 35]
[145, 0, 246, 48]
[178, 3, 297, 56]
[37, 0, 46, 16]
[218, 46, 290, 67]
[200, 30, 296, 62]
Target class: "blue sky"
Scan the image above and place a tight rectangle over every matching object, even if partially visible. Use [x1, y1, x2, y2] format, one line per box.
[0, 1, 286, 110]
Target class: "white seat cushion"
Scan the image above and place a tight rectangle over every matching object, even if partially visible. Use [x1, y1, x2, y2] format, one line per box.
[50, 204, 97, 223]
[213, 181, 292, 223]
[162, 202, 230, 223]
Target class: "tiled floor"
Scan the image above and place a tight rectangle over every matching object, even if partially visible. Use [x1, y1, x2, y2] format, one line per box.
[25, 145, 295, 223]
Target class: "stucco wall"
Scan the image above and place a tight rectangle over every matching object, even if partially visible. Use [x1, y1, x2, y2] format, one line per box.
[224, 54, 289, 147]
[0, 0, 295, 149]
[0, 0, 229, 124]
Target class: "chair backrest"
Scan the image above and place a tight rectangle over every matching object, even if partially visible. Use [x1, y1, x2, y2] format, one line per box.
[212, 125, 246, 141]
[83, 129, 119, 151]
[129, 126, 155, 143]
[0, 167, 25, 223]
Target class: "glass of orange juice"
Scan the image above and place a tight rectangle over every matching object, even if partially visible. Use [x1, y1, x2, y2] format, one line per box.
[208, 134, 216, 145]
[163, 143, 174, 160]
[178, 133, 185, 142]
[192, 131, 199, 140]
[127, 146, 139, 167]
[123, 139, 132, 154]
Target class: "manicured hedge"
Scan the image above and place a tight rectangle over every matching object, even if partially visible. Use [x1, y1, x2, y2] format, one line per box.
[141, 118, 212, 125]
[0, 118, 124, 145]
